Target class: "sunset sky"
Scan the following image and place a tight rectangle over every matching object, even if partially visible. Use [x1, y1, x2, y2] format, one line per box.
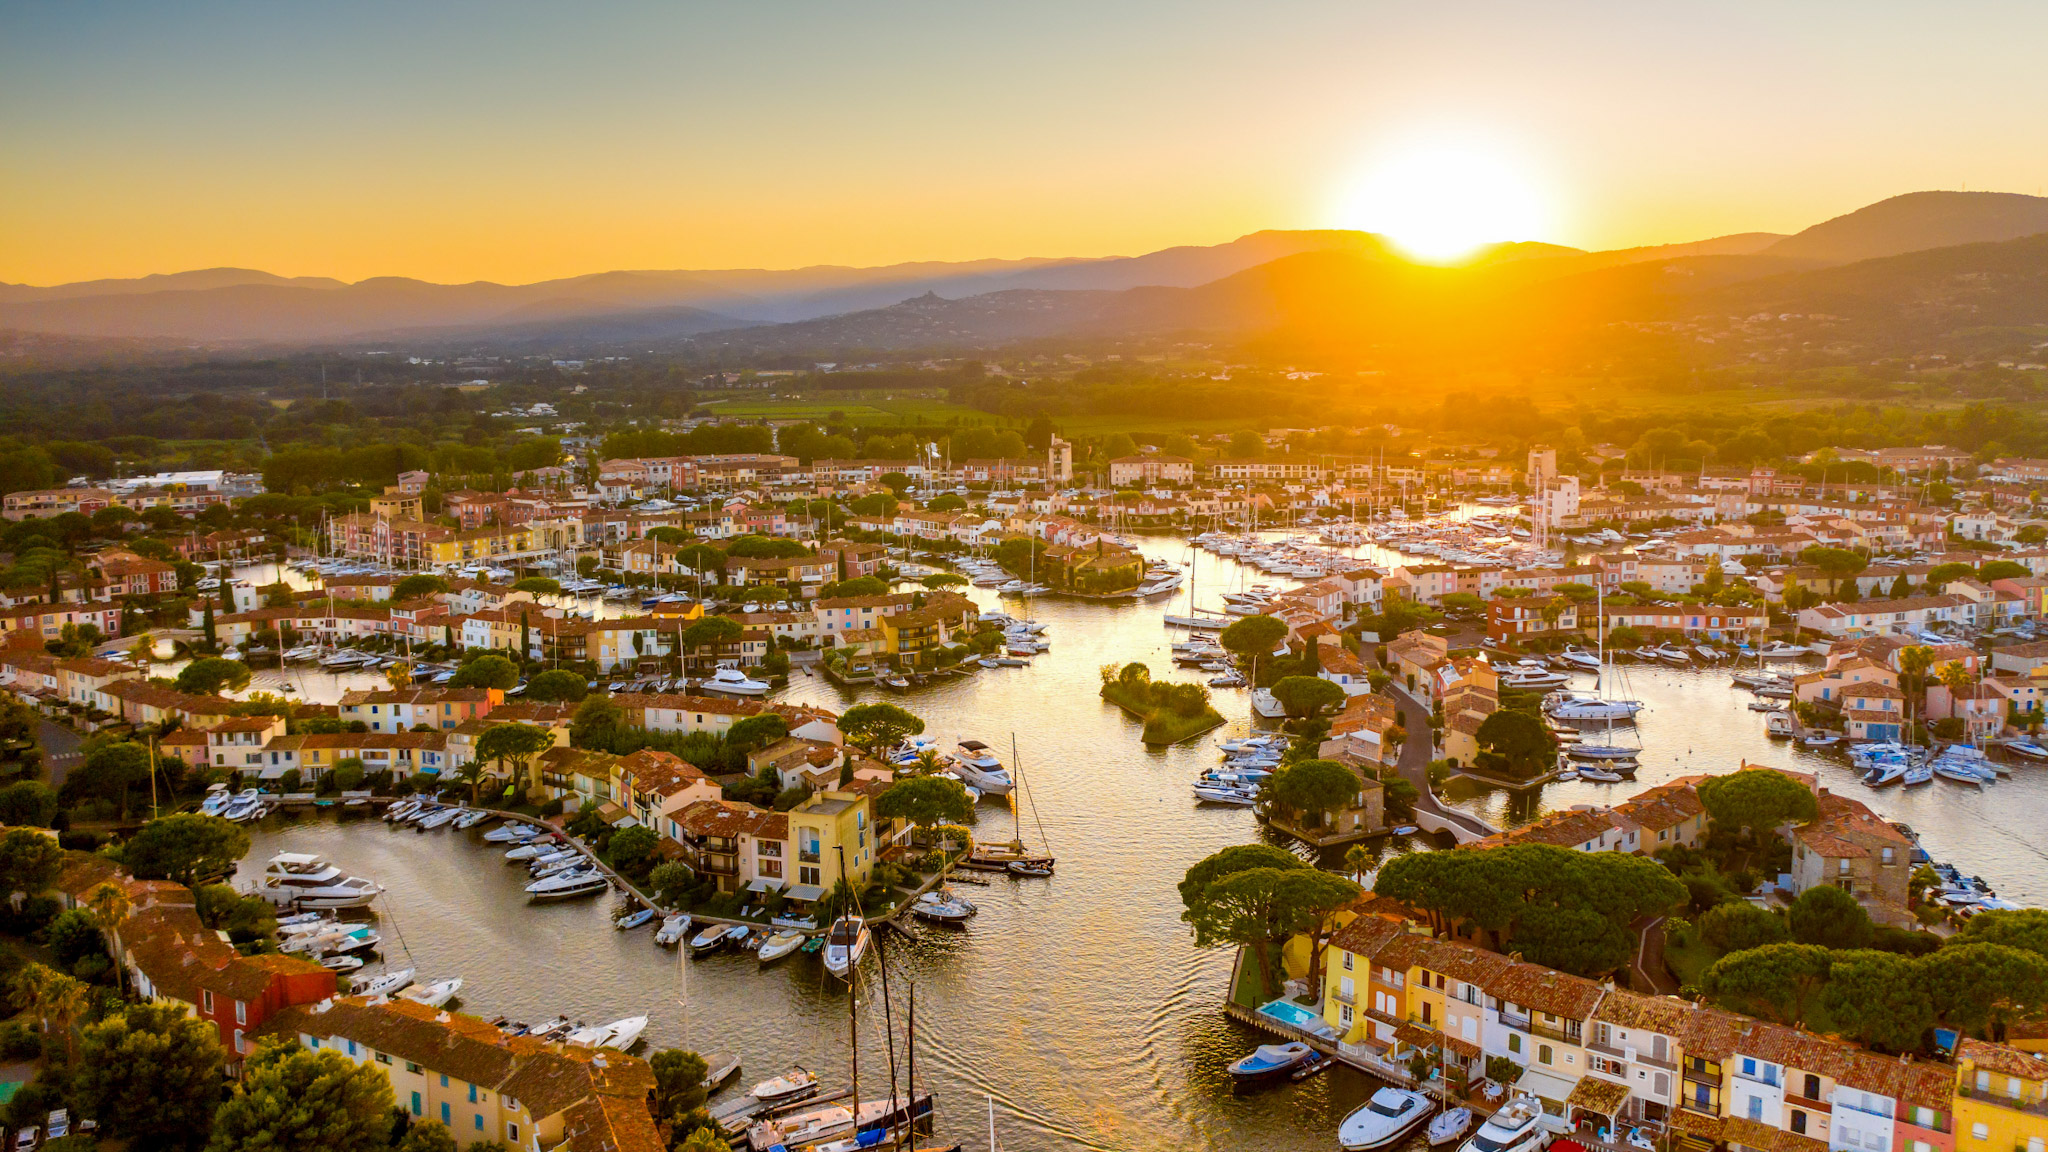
[5, 1, 2046, 285]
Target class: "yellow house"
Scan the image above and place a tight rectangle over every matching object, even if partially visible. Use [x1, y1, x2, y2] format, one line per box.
[1956, 1039, 2048, 1152]
[424, 524, 535, 567]
[258, 995, 662, 1151]
[786, 786, 879, 900]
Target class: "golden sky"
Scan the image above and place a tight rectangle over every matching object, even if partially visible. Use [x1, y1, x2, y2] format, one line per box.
[4, 1, 2046, 285]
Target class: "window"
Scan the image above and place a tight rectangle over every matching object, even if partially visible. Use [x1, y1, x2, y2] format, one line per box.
[347, 1040, 357, 1056]
[475, 1115, 484, 1131]
[1791, 1112, 1807, 1135]
[508, 1124, 520, 1143]
[1804, 1074, 1821, 1101]
[1914, 1107, 1935, 1129]
[1653, 1073, 1669, 1097]
[233, 1028, 243, 1052]
[1539, 1044, 1553, 1066]
[1342, 953, 1354, 972]
[1971, 1125, 1990, 1142]
[441, 1102, 451, 1125]
[468, 1084, 477, 1103]
[412, 1092, 422, 1117]
[203, 990, 214, 1013]
[1340, 1004, 1354, 1028]
[1748, 1096, 1764, 1121]
[376, 1053, 391, 1065]
[406, 1062, 423, 1074]
[1508, 1034, 1522, 1055]
[235, 1000, 247, 1025]
[440, 1075, 449, 1088]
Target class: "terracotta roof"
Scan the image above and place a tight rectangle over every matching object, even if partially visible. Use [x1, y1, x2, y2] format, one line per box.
[1592, 988, 1692, 1035]
[1328, 914, 1410, 958]
[1567, 1075, 1632, 1116]
[1484, 959, 1606, 1019]
[1611, 781, 1706, 833]
[1960, 1038, 2048, 1082]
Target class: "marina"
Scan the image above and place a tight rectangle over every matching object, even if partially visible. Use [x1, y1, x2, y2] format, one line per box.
[191, 523, 2048, 1152]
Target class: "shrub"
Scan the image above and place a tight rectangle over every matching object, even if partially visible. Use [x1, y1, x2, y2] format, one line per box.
[47, 908, 104, 969]
[0, 1021, 41, 1060]
[58, 830, 105, 852]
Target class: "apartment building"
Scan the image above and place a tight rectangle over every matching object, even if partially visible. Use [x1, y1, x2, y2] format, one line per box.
[258, 996, 662, 1151]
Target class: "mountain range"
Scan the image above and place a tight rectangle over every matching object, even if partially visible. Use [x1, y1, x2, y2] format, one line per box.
[3, 191, 2046, 357]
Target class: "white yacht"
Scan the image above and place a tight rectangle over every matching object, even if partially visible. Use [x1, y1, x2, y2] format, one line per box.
[1251, 688, 1287, 718]
[822, 915, 870, 979]
[525, 869, 609, 900]
[1544, 692, 1643, 723]
[1458, 1096, 1548, 1152]
[1340, 1088, 1436, 1151]
[701, 666, 770, 696]
[257, 853, 383, 909]
[398, 977, 463, 1009]
[948, 740, 1014, 795]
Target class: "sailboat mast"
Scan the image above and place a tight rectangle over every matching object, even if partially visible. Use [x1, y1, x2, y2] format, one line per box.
[905, 985, 916, 1152]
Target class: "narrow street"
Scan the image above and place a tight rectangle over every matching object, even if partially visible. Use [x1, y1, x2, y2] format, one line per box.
[37, 718, 81, 790]
[1387, 684, 1495, 840]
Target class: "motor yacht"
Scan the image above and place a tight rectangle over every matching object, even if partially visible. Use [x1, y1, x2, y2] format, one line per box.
[398, 978, 463, 1009]
[1339, 1088, 1436, 1151]
[1226, 1042, 1316, 1082]
[1757, 641, 1811, 660]
[702, 666, 771, 696]
[1251, 688, 1287, 718]
[1544, 692, 1643, 723]
[1765, 712, 1795, 736]
[525, 869, 608, 900]
[948, 740, 1014, 794]
[822, 915, 870, 979]
[257, 853, 383, 909]
[356, 968, 414, 998]
[654, 914, 691, 947]
[1556, 647, 1602, 672]
[1457, 1096, 1547, 1152]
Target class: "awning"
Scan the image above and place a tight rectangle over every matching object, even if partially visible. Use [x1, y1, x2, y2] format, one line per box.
[1667, 1110, 1725, 1142]
[1566, 1075, 1631, 1117]
[256, 765, 289, 780]
[784, 884, 825, 902]
[745, 878, 784, 893]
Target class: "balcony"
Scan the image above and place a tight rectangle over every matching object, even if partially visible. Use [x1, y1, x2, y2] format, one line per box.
[799, 850, 821, 864]
[1829, 1094, 1893, 1120]
[1957, 1087, 2048, 1119]
[1332, 989, 1356, 1006]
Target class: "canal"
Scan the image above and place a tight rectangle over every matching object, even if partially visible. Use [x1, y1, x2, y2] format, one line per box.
[234, 533, 2047, 1151]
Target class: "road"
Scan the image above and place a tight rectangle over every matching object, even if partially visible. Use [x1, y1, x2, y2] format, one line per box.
[37, 718, 81, 790]
[1388, 684, 1495, 840]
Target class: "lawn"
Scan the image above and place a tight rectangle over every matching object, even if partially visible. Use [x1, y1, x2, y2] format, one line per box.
[1662, 932, 1722, 989]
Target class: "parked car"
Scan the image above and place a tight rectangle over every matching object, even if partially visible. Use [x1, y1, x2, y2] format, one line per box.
[14, 1126, 38, 1150]
[43, 1112, 66, 1140]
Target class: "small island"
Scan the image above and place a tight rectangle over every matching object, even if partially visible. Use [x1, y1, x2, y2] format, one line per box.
[1100, 661, 1225, 743]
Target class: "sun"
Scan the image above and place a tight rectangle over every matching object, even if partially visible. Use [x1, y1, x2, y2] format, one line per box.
[1332, 140, 1555, 263]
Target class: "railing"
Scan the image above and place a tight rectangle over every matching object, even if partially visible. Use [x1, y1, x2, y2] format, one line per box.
[1332, 989, 1356, 1006]
[1958, 1087, 2048, 1119]
[799, 850, 822, 864]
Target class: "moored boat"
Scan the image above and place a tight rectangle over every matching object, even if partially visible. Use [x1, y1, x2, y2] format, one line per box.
[1225, 1041, 1315, 1082]
[1339, 1087, 1435, 1151]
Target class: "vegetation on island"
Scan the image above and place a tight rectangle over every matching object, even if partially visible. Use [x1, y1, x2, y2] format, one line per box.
[1099, 662, 1225, 744]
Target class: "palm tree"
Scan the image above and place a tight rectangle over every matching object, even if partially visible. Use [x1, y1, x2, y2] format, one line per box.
[1898, 644, 1935, 738]
[456, 761, 489, 806]
[84, 883, 131, 995]
[13, 964, 88, 1064]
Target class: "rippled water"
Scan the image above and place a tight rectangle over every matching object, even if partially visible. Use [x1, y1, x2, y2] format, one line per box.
[234, 533, 2048, 1151]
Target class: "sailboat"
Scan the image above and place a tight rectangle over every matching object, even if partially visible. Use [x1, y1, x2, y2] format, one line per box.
[1557, 584, 1642, 768]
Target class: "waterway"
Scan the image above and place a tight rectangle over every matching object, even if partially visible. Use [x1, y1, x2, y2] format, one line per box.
[232, 531, 2048, 1152]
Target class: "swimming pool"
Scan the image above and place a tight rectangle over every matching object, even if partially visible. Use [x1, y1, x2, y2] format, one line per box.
[1258, 998, 1324, 1030]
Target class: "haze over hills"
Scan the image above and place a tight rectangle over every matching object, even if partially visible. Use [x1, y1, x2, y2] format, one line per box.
[0, 190, 2043, 355]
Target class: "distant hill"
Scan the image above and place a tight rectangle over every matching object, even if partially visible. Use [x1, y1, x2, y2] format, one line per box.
[0, 267, 349, 304]
[1763, 191, 2048, 264]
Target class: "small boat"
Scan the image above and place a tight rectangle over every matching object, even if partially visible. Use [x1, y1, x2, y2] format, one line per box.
[911, 892, 976, 923]
[452, 809, 490, 830]
[1457, 1097, 1547, 1152]
[1801, 733, 1841, 748]
[823, 915, 870, 978]
[504, 839, 560, 861]
[1427, 1107, 1475, 1147]
[321, 955, 364, 973]
[1576, 766, 1625, 783]
[1758, 640, 1811, 660]
[690, 923, 734, 955]
[758, 930, 806, 963]
[1339, 1087, 1436, 1151]
[1863, 762, 1909, 787]
[654, 914, 691, 947]
[2007, 740, 2048, 760]
[1192, 784, 1260, 806]
[749, 1066, 819, 1102]
[615, 908, 656, 931]
[1226, 1041, 1316, 1083]
[398, 977, 463, 1009]
[382, 798, 422, 824]
[1006, 860, 1053, 878]
[1766, 713, 1795, 736]
[1747, 699, 1782, 712]
[703, 1053, 743, 1094]
[1902, 762, 1934, 786]
[357, 968, 415, 998]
